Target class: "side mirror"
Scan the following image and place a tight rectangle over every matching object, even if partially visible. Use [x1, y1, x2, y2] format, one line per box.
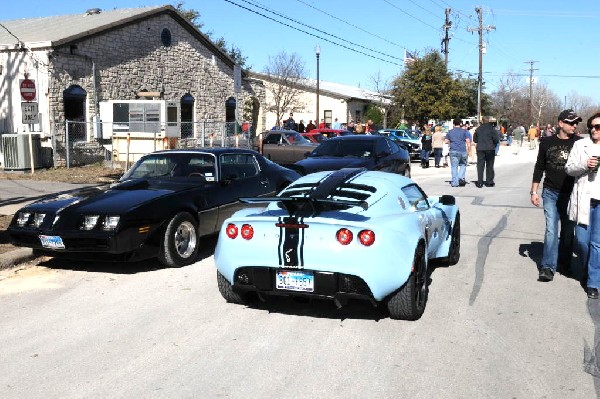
[440, 195, 456, 205]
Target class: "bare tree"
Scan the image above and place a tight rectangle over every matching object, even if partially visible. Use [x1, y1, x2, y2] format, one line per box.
[532, 82, 561, 126]
[369, 71, 394, 128]
[263, 52, 308, 127]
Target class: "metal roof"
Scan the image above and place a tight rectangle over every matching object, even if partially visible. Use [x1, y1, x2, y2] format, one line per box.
[0, 5, 179, 48]
[248, 71, 390, 104]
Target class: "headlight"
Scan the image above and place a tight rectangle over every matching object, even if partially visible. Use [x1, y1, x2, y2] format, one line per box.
[16, 212, 32, 227]
[33, 213, 46, 228]
[81, 215, 100, 230]
[102, 215, 120, 231]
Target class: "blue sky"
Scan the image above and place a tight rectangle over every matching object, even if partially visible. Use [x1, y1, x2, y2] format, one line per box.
[3, 0, 600, 108]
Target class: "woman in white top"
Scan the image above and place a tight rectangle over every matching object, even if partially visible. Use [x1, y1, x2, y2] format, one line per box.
[565, 112, 600, 299]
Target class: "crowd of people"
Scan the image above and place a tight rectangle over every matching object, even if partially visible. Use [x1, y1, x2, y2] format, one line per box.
[275, 113, 377, 134]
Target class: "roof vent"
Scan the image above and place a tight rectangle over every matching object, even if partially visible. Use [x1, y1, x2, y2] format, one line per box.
[85, 8, 102, 16]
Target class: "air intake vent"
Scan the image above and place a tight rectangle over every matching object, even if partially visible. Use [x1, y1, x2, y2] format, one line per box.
[85, 8, 102, 16]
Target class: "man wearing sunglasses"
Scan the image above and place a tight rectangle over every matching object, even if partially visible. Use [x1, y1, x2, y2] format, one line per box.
[531, 109, 582, 282]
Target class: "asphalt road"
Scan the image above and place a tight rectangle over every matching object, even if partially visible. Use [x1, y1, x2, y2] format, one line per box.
[0, 145, 598, 398]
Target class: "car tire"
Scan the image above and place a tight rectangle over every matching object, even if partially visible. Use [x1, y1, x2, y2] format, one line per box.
[158, 212, 199, 267]
[217, 271, 250, 304]
[446, 212, 461, 265]
[387, 244, 428, 320]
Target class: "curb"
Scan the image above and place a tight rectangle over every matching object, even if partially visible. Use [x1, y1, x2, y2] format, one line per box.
[0, 248, 37, 271]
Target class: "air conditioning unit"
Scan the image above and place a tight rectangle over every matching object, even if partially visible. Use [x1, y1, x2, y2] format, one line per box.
[1, 133, 42, 171]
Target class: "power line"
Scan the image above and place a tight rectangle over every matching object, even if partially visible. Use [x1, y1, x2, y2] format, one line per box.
[381, 0, 442, 32]
[294, 0, 408, 50]
[222, 0, 401, 65]
[238, 0, 402, 61]
[404, 0, 442, 20]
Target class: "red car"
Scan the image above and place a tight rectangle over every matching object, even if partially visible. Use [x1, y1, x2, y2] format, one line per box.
[307, 128, 353, 139]
[300, 131, 326, 143]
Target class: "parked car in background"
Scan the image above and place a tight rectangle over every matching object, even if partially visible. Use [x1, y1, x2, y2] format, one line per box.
[377, 129, 422, 161]
[307, 128, 353, 139]
[214, 168, 461, 320]
[301, 131, 326, 143]
[259, 130, 318, 166]
[292, 135, 410, 177]
[7, 148, 300, 267]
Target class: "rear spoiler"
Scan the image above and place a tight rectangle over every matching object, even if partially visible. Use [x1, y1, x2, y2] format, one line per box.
[239, 196, 368, 217]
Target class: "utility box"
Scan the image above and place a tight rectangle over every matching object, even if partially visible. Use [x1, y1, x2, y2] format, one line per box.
[99, 100, 181, 139]
[1, 133, 42, 171]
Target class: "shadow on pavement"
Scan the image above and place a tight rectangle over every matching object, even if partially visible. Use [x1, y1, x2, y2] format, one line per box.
[36, 235, 218, 275]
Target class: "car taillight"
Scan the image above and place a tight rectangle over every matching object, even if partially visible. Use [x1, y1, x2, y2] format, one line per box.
[336, 228, 353, 245]
[226, 223, 238, 239]
[241, 224, 254, 240]
[358, 230, 375, 246]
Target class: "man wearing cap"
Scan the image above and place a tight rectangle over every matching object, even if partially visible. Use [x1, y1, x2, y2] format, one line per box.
[530, 109, 582, 282]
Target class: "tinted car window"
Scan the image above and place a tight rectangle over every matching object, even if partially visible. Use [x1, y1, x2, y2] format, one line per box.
[220, 153, 259, 179]
[374, 138, 390, 156]
[263, 133, 281, 145]
[311, 139, 375, 158]
[125, 153, 216, 179]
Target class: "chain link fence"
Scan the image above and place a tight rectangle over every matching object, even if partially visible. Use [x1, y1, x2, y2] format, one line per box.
[49, 120, 256, 168]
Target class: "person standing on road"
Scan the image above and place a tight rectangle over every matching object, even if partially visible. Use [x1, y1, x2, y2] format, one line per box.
[473, 116, 500, 187]
[305, 120, 316, 132]
[445, 118, 471, 186]
[513, 124, 524, 154]
[529, 124, 538, 150]
[531, 109, 582, 282]
[565, 112, 600, 297]
[432, 125, 445, 167]
[420, 127, 433, 168]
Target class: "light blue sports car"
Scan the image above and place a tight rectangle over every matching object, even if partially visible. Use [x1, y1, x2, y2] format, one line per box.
[214, 168, 460, 320]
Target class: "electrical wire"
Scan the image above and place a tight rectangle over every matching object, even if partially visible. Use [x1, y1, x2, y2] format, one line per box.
[293, 0, 408, 50]
[238, 0, 402, 61]
[222, 0, 401, 65]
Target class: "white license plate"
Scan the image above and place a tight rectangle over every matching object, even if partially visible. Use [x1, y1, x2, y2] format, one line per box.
[39, 235, 65, 249]
[276, 270, 314, 292]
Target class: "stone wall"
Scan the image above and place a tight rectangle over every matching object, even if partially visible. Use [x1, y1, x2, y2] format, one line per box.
[47, 13, 237, 130]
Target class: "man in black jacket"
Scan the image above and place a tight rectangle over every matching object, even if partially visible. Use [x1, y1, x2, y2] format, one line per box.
[530, 109, 582, 282]
[473, 116, 501, 187]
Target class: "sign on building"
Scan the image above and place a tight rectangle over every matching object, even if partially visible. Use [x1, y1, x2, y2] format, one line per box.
[21, 102, 39, 124]
[19, 79, 37, 102]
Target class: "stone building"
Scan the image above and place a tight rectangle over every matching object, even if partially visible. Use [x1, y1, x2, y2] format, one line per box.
[0, 5, 265, 165]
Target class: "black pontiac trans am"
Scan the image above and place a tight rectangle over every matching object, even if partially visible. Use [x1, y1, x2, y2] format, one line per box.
[7, 148, 300, 267]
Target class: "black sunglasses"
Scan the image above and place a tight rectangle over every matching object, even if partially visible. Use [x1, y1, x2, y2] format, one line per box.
[590, 124, 600, 131]
[563, 120, 578, 126]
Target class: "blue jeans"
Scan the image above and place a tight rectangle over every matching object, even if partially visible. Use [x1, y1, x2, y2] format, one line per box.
[541, 188, 575, 272]
[575, 200, 600, 287]
[449, 151, 467, 186]
[506, 136, 513, 146]
[433, 148, 443, 166]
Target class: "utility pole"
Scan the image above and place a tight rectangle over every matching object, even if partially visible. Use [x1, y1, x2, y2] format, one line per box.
[468, 7, 495, 123]
[525, 60, 538, 125]
[441, 8, 452, 68]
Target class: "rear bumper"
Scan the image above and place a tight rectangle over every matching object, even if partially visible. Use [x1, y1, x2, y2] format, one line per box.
[231, 266, 377, 305]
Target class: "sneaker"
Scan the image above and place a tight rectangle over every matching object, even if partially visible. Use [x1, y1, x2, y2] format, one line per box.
[459, 179, 467, 186]
[587, 287, 599, 299]
[538, 267, 554, 282]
